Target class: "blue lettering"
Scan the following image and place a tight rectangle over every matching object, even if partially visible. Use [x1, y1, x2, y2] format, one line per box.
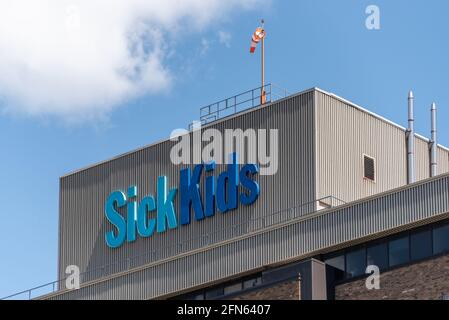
[104, 152, 260, 248]
[205, 161, 216, 217]
[127, 185, 137, 242]
[105, 191, 127, 248]
[180, 164, 205, 225]
[137, 195, 156, 237]
[217, 153, 239, 213]
[156, 176, 178, 233]
[239, 164, 260, 205]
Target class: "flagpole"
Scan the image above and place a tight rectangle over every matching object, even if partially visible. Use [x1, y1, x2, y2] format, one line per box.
[261, 19, 265, 105]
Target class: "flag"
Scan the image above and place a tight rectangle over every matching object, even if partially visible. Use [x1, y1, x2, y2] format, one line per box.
[250, 27, 265, 53]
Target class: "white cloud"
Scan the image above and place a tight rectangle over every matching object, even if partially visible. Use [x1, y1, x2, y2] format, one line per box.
[200, 38, 210, 56]
[218, 31, 232, 48]
[0, 0, 265, 122]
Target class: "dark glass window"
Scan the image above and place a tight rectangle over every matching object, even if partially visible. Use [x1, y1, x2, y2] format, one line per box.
[324, 254, 345, 281]
[411, 230, 432, 260]
[364, 155, 375, 181]
[389, 236, 410, 267]
[223, 283, 242, 295]
[243, 277, 262, 289]
[205, 287, 224, 299]
[367, 243, 388, 270]
[193, 293, 205, 300]
[325, 255, 345, 271]
[321, 220, 449, 283]
[433, 223, 449, 255]
[346, 248, 366, 278]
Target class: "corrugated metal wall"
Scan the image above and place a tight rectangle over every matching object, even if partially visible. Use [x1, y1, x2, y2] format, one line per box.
[55, 88, 449, 299]
[438, 148, 449, 175]
[49, 173, 449, 300]
[415, 139, 449, 180]
[315, 90, 449, 203]
[58, 91, 316, 283]
[415, 138, 430, 181]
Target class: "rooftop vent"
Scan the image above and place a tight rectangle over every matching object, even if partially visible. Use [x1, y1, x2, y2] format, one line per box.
[363, 155, 376, 181]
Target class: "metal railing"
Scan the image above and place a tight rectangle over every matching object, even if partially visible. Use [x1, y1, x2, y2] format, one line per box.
[1, 195, 345, 300]
[188, 83, 289, 130]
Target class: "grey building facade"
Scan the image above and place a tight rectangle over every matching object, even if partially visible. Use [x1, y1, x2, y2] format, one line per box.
[45, 88, 449, 300]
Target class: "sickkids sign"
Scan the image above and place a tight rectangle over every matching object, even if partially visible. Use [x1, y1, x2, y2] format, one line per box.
[104, 153, 260, 248]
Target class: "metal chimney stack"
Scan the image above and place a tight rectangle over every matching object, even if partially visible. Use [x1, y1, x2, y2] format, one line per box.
[430, 102, 437, 177]
[407, 91, 415, 184]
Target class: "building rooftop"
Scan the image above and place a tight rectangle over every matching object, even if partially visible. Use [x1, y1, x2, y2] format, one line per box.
[61, 86, 449, 178]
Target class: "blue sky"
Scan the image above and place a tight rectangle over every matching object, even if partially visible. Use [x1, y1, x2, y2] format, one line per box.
[1, 0, 448, 298]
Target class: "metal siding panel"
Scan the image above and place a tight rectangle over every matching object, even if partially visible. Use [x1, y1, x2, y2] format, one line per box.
[415, 138, 430, 180]
[57, 92, 316, 287]
[48, 174, 449, 300]
[314, 91, 449, 204]
[52, 89, 449, 300]
[437, 147, 449, 175]
[315, 91, 408, 203]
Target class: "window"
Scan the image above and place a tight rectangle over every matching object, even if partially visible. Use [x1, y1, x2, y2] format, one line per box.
[243, 276, 262, 289]
[433, 223, 449, 255]
[367, 243, 388, 270]
[224, 283, 242, 295]
[324, 254, 345, 281]
[205, 287, 224, 299]
[192, 293, 205, 300]
[346, 248, 366, 278]
[411, 230, 432, 260]
[363, 155, 375, 181]
[325, 254, 345, 271]
[389, 236, 410, 267]
[321, 219, 449, 284]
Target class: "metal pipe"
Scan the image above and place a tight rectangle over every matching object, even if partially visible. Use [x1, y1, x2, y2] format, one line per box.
[261, 36, 264, 90]
[261, 19, 266, 105]
[430, 102, 437, 177]
[407, 91, 415, 184]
